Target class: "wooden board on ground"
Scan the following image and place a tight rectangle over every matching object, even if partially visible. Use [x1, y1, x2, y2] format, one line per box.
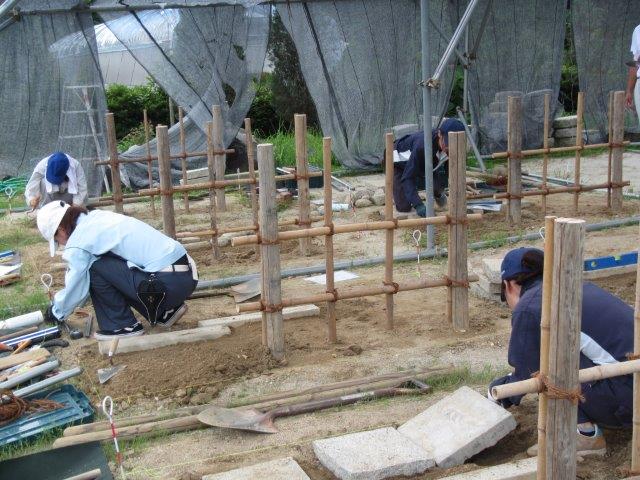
[198, 304, 320, 328]
[0, 348, 50, 371]
[97, 326, 231, 355]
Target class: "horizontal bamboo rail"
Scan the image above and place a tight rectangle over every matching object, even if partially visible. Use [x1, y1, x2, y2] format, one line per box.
[94, 149, 234, 166]
[175, 215, 325, 239]
[493, 180, 631, 200]
[491, 140, 630, 159]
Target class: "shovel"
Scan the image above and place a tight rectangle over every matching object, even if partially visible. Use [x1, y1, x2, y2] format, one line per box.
[197, 382, 431, 434]
[97, 338, 125, 384]
[230, 277, 261, 304]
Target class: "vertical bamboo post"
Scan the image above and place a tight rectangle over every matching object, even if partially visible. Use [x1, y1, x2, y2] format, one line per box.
[545, 217, 585, 480]
[607, 91, 614, 209]
[244, 119, 260, 254]
[323, 137, 337, 343]
[212, 105, 227, 211]
[541, 94, 550, 215]
[507, 97, 522, 224]
[294, 114, 312, 256]
[206, 121, 221, 260]
[631, 223, 640, 471]
[105, 113, 124, 214]
[384, 133, 395, 331]
[178, 106, 189, 213]
[573, 92, 585, 212]
[536, 215, 557, 480]
[447, 131, 469, 332]
[143, 109, 156, 217]
[258, 144, 284, 360]
[156, 125, 176, 238]
[611, 91, 625, 211]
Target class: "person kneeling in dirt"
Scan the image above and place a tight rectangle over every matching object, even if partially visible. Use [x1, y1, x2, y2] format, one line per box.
[391, 118, 465, 217]
[487, 247, 633, 457]
[37, 201, 198, 340]
[25, 151, 88, 209]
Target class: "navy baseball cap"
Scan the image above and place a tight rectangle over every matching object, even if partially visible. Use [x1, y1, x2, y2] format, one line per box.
[46, 152, 70, 185]
[500, 247, 544, 281]
[438, 118, 465, 146]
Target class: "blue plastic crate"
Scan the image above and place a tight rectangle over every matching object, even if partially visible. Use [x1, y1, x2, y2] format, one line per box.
[0, 384, 94, 447]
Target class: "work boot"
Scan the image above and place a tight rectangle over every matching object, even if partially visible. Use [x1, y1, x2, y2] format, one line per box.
[156, 303, 188, 328]
[526, 427, 606, 457]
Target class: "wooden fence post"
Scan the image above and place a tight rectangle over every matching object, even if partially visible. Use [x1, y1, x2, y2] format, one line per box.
[206, 121, 221, 259]
[323, 137, 337, 342]
[258, 144, 284, 360]
[384, 133, 395, 330]
[507, 96, 522, 224]
[178, 106, 189, 213]
[611, 91, 625, 210]
[447, 131, 469, 332]
[142, 109, 156, 217]
[212, 105, 227, 212]
[295, 114, 312, 256]
[631, 223, 640, 471]
[105, 113, 123, 214]
[542, 94, 550, 215]
[244, 118, 260, 258]
[573, 92, 584, 212]
[607, 91, 614, 209]
[545, 217, 585, 479]
[156, 125, 176, 238]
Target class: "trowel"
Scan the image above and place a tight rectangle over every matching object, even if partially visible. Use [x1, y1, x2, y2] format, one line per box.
[97, 338, 125, 384]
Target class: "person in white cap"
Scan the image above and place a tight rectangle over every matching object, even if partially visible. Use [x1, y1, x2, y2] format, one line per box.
[37, 201, 198, 340]
[25, 152, 87, 209]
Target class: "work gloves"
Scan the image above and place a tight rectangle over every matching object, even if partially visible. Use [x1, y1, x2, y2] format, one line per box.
[414, 203, 427, 218]
[44, 304, 62, 325]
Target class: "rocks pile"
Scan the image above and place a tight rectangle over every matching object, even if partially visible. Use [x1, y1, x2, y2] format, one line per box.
[553, 115, 603, 147]
[470, 257, 502, 303]
[350, 187, 386, 208]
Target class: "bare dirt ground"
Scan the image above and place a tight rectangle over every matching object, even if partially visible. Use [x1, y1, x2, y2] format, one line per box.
[5, 170, 640, 478]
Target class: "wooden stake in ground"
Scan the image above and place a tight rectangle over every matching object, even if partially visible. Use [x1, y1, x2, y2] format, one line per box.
[244, 118, 260, 258]
[105, 113, 124, 214]
[611, 91, 625, 210]
[632, 223, 640, 472]
[507, 96, 522, 224]
[178, 106, 189, 213]
[541, 94, 550, 215]
[573, 92, 585, 212]
[447, 131, 469, 332]
[537, 215, 556, 480]
[156, 125, 176, 239]
[258, 144, 285, 360]
[206, 121, 221, 259]
[295, 114, 312, 256]
[212, 105, 227, 211]
[545, 217, 585, 479]
[323, 137, 337, 342]
[607, 91, 614, 209]
[143, 109, 156, 217]
[384, 133, 395, 331]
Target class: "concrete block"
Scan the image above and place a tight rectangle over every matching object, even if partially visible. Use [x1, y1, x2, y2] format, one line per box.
[470, 282, 501, 303]
[392, 123, 420, 139]
[202, 457, 310, 480]
[438, 457, 537, 479]
[482, 258, 503, 284]
[479, 275, 501, 295]
[554, 136, 577, 147]
[553, 115, 577, 129]
[98, 326, 231, 354]
[199, 304, 320, 328]
[398, 386, 517, 468]
[554, 126, 577, 139]
[313, 427, 435, 480]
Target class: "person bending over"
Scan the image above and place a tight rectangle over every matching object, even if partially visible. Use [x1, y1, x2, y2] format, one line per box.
[25, 151, 88, 209]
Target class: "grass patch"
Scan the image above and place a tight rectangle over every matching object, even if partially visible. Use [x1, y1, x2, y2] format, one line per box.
[0, 218, 43, 252]
[262, 128, 339, 169]
[0, 427, 63, 462]
[427, 365, 508, 392]
[475, 230, 511, 249]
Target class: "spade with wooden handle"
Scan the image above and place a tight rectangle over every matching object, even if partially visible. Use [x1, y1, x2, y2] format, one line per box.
[97, 338, 125, 384]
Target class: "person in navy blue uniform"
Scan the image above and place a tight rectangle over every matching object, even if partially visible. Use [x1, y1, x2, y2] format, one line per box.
[488, 247, 634, 457]
[392, 119, 465, 217]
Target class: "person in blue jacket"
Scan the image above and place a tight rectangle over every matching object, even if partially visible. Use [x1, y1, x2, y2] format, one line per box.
[36, 201, 198, 340]
[488, 247, 634, 457]
[392, 118, 465, 217]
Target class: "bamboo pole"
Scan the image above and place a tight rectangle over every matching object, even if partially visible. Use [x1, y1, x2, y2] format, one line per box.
[212, 105, 226, 211]
[546, 217, 585, 479]
[156, 125, 176, 238]
[258, 143, 284, 360]
[632, 223, 640, 471]
[607, 92, 614, 209]
[574, 92, 585, 212]
[537, 215, 556, 480]
[447, 131, 469, 332]
[493, 181, 630, 200]
[295, 114, 312, 256]
[324, 137, 337, 342]
[231, 213, 482, 247]
[244, 118, 260, 257]
[206, 121, 221, 259]
[384, 133, 395, 331]
[94, 149, 232, 166]
[143, 109, 156, 217]
[105, 113, 124, 214]
[611, 91, 625, 210]
[491, 141, 629, 159]
[178, 106, 190, 213]
[507, 96, 522, 224]
[174, 215, 324, 239]
[541, 94, 550, 215]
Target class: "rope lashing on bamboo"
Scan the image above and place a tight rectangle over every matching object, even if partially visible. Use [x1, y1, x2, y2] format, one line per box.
[326, 288, 339, 301]
[530, 372, 585, 405]
[260, 301, 284, 313]
[325, 223, 335, 236]
[444, 276, 470, 288]
[255, 234, 279, 246]
[626, 352, 640, 361]
[610, 182, 628, 188]
[293, 171, 312, 181]
[507, 152, 524, 159]
[501, 193, 524, 200]
[160, 189, 174, 196]
[382, 281, 400, 294]
[609, 142, 626, 148]
[0, 390, 63, 426]
[445, 215, 469, 226]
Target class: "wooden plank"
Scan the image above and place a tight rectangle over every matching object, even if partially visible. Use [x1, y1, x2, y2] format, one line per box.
[157, 125, 176, 238]
[507, 96, 522, 225]
[98, 326, 230, 355]
[143, 109, 156, 217]
[295, 114, 312, 256]
[198, 305, 320, 328]
[105, 113, 123, 213]
[323, 137, 337, 342]
[574, 92, 584, 211]
[611, 91, 625, 210]
[0, 348, 49, 371]
[542, 93, 550, 215]
[179, 106, 190, 213]
[244, 118, 260, 258]
[384, 133, 395, 330]
[212, 105, 227, 211]
[206, 121, 221, 259]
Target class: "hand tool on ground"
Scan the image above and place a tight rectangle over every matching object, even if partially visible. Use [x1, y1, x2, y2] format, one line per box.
[97, 338, 125, 384]
[197, 383, 431, 434]
[102, 396, 126, 479]
[10, 339, 31, 355]
[230, 277, 261, 303]
[41, 274, 82, 340]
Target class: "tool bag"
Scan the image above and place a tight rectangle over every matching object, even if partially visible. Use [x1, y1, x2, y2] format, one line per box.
[136, 274, 166, 326]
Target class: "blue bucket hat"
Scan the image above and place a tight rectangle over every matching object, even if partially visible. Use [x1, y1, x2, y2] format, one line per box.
[46, 152, 70, 185]
[438, 118, 465, 146]
[500, 247, 544, 281]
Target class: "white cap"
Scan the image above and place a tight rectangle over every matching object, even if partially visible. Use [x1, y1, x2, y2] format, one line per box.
[37, 201, 71, 257]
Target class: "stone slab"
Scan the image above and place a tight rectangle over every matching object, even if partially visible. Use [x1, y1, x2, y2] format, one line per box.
[554, 126, 578, 139]
[553, 136, 577, 148]
[202, 457, 310, 480]
[198, 304, 320, 328]
[482, 258, 503, 284]
[439, 458, 537, 479]
[470, 282, 501, 303]
[479, 275, 501, 295]
[398, 386, 517, 468]
[98, 326, 231, 354]
[553, 115, 577, 129]
[313, 427, 435, 480]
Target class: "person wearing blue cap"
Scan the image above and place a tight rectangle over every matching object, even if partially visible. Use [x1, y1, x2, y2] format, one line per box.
[24, 152, 88, 209]
[391, 118, 465, 217]
[488, 247, 634, 457]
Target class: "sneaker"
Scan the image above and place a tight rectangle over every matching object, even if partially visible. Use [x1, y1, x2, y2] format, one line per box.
[526, 427, 606, 457]
[156, 303, 188, 328]
[94, 322, 144, 341]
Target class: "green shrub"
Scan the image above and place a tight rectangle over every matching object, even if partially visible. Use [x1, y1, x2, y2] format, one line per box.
[247, 74, 280, 137]
[118, 123, 153, 152]
[262, 129, 338, 169]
